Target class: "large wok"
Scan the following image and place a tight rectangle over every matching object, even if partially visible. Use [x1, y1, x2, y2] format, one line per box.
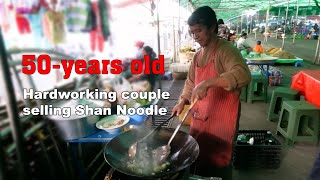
[104, 127, 199, 179]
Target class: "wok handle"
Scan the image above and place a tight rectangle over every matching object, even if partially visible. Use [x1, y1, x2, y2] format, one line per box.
[104, 168, 115, 180]
[167, 99, 198, 145]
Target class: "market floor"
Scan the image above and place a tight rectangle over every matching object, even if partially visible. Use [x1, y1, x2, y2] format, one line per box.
[165, 67, 320, 179]
[247, 34, 319, 64]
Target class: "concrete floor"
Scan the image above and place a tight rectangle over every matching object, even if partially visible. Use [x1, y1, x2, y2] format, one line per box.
[164, 41, 320, 179]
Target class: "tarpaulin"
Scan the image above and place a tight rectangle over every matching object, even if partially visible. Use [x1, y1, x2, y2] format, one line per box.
[291, 70, 320, 108]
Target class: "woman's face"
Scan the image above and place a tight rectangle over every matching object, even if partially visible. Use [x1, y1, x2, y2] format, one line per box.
[189, 24, 214, 46]
[142, 49, 148, 56]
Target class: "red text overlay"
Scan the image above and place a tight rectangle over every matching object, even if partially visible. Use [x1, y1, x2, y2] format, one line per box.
[21, 54, 165, 79]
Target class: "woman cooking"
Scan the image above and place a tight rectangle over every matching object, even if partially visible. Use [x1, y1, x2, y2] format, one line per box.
[172, 6, 251, 179]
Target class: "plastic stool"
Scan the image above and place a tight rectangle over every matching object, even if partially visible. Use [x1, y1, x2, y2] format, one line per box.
[247, 73, 268, 103]
[267, 87, 300, 121]
[240, 85, 248, 102]
[277, 101, 320, 145]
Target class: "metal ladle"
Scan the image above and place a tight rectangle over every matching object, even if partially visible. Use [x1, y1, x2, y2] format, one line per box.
[128, 115, 175, 160]
[151, 100, 198, 165]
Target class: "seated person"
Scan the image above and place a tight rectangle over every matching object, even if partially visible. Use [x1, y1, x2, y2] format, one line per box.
[253, 41, 263, 54]
[128, 46, 157, 91]
[237, 32, 252, 53]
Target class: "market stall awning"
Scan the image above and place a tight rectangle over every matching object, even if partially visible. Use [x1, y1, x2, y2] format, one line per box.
[177, 0, 319, 20]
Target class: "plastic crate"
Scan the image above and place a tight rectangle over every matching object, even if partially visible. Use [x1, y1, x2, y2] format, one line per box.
[233, 130, 282, 169]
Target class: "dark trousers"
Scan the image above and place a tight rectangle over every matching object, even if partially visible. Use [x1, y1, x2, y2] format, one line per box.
[308, 152, 320, 180]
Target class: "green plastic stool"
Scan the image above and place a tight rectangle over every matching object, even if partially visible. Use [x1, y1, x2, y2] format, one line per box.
[247, 73, 268, 103]
[277, 101, 320, 145]
[267, 87, 300, 121]
[240, 85, 248, 102]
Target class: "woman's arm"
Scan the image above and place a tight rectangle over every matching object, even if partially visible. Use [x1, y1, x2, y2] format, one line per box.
[205, 43, 251, 91]
[179, 53, 197, 104]
[243, 39, 251, 49]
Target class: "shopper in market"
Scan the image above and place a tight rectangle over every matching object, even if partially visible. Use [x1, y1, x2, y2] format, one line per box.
[128, 46, 157, 91]
[237, 32, 252, 53]
[120, 40, 145, 79]
[135, 40, 145, 59]
[217, 19, 230, 40]
[172, 6, 251, 179]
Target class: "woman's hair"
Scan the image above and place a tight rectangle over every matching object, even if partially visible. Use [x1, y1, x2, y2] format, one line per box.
[143, 46, 156, 59]
[257, 41, 261, 45]
[187, 6, 218, 33]
[241, 32, 247, 37]
[218, 19, 224, 25]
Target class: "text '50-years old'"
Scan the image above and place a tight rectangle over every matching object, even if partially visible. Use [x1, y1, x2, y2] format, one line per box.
[21, 54, 165, 79]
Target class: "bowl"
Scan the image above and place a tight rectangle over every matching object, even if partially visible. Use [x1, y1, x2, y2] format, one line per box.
[96, 115, 130, 134]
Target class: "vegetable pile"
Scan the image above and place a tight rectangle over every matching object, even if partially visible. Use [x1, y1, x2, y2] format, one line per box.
[266, 48, 295, 59]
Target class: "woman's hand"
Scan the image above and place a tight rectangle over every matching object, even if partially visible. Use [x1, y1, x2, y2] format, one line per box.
[172, 99, 187, 116]
[191, 80, 209, 103]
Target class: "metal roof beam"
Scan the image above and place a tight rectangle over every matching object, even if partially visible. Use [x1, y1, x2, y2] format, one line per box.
[213, 6, 259, 11]
[193, 1, 254, 4]
[192, 0, 248, 7]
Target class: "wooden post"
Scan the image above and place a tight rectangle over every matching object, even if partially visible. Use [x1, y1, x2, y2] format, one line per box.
[293, 1, 299, 44]
[282, 1, 290, 49]
[265, 6, 270, 43]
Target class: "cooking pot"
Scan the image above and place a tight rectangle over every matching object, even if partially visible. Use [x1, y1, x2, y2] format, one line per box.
[48, 98, 105, 140]
[104, 127, 199, 179]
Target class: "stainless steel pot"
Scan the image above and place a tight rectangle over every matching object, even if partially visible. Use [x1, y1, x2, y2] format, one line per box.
[48, 99, 105, 140]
